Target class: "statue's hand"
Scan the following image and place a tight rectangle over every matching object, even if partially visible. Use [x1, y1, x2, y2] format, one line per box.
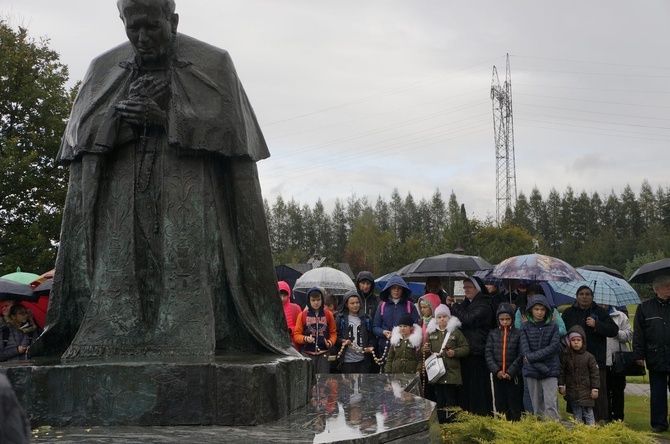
[128, 75, 168, 103]
[115, 99, 166, 127]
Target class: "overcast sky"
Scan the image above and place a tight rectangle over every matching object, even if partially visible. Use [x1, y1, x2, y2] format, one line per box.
[3, 1, 670, 220]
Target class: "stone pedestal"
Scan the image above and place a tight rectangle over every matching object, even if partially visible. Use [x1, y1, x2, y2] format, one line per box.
[1, 353, 313, 427]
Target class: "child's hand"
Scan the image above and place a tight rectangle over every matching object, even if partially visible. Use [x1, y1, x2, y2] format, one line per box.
[383, 330, 392, 339]
[364, 347, 374, 353]
[445, 348, 455, 358]
[496, 370, 505, 379]
[591, 389, 599, 399]
[503, 373, 511, 380]
[559, 386, 566, 396]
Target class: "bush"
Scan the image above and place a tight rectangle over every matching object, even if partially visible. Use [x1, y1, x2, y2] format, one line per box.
[441, 410, 655, 444]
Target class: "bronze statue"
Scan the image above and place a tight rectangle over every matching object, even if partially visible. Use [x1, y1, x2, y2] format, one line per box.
[34, 0, 294, 358]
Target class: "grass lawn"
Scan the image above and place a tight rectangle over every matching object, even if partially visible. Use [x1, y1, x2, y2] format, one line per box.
[557, 389, 670, 438]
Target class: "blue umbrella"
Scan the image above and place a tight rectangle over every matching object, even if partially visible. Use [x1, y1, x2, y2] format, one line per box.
[537, 282, 575, 307]
[548, 268, 640, 307]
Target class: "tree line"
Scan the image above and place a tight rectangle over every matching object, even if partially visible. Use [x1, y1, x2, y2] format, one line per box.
[265, 182, 670, 288]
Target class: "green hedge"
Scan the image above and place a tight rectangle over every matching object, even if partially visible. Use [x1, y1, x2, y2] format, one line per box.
[441, 410, 655, 444]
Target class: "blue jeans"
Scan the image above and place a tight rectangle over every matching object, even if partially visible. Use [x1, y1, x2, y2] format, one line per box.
[573, 404, 595, 425]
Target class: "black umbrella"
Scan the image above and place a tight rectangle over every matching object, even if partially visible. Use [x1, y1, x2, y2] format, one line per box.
[629, 258, 670, 284]
[579, 264, 624, 279]
[401, 253, 493, 277]
[33, 279, 52, 297]
[0, 278, 39, 302]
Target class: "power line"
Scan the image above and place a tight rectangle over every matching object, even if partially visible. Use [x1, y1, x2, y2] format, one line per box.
[515, 92, 670, 110]
[511, 54, 670, 72]
[264, 58, 498, 126]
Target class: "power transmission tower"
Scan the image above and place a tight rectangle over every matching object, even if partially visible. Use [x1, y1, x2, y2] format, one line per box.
[490, 54, 517, 226]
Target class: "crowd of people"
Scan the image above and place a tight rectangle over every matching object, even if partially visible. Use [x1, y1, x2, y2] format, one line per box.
[278, 271, 670, 432]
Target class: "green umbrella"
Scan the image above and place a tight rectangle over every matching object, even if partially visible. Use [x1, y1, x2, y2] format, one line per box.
[1, 267, 40, 286]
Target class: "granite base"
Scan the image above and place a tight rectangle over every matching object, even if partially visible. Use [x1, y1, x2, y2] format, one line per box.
[1, 353, 313, 427]
[27, 374, 436, 443]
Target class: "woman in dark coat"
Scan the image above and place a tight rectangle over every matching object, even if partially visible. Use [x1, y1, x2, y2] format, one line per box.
[450, 276, 495, 416]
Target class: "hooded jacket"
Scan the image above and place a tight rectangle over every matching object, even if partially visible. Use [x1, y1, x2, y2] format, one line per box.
[418, 293, 442, 341]
[335, 290, 373, 352]
[425, 316, 469, 384]
[485, 303, 522, 377]
[372, 275, 420, 354]
[519, 294, 561, 379]
[293, 287, 337, 355]
[559, 325, 600, 407]
[279, 281, 301, 336]
[562, 299, 619, 367]
[356, 271, 380, 321]
[384, 323, 423, 374]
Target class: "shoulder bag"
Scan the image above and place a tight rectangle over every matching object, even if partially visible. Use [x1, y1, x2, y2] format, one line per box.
[425, 331, 451, 383]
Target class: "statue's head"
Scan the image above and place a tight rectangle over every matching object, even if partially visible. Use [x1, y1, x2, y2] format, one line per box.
[117, 0, 179, 64]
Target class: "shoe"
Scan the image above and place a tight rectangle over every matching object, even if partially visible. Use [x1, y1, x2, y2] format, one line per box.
[652, 426, 667, 433]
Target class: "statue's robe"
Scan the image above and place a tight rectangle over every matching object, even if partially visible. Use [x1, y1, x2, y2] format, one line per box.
[34, 34, 295, 358]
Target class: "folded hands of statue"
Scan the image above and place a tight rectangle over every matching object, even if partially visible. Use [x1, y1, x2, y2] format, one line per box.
[115, 75, 168, 127]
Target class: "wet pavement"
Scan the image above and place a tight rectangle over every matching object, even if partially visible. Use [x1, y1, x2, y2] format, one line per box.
[31, 373, 435, 443]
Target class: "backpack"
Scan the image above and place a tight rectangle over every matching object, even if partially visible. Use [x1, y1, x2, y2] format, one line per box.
[379, 300, 412, 316]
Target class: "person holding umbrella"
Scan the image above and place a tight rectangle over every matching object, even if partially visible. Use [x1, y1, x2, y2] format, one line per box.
[633, 275, 670, 433]
[449, 276, 495, 416]
[562, 285, 618, 423]
[0, 304, 41, 362]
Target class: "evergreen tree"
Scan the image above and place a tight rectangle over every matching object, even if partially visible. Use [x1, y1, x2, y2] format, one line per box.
[331, 199, 348, 261]
[271, 196, 288, 254]
[313, 199, 332, 257]
[639, 180, 657, 229]
[374, 195, 390, 232]
[389, 188, 404, 241]
[511, 191, 533, 234]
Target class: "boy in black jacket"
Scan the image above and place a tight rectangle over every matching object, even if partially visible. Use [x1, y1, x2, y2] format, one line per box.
[485, 302, 523, 420]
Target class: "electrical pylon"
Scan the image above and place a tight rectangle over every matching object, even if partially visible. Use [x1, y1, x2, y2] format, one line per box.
[490, 53, 517, 226]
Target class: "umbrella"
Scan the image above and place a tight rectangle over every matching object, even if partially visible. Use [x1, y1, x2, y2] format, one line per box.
[275, 264, 304, 290]
[548, 268, 640, 307]
[629, 258, 670, 284]
[0, 278, 39, 302]
[33, 280, 52, 297]
[30, 268, 55, 287]
[579, 265, 624, 279]
[374, 273, 425, 297]
[538, 282, 577, 307]
[1, 269, 40, 286]
[473, 269, 502, 286]
[491, 253, 584, 282]
[293, 267, 356, 308]
[400, 253, 493, 277]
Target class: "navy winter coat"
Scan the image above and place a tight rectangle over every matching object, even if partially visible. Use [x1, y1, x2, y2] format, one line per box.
[520, 294, 561, 379]
[373, 275, 419, 353]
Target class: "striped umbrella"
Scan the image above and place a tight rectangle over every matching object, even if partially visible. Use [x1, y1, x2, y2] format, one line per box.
[548, 268, 640, 307]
